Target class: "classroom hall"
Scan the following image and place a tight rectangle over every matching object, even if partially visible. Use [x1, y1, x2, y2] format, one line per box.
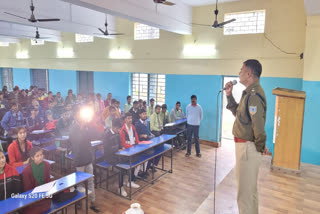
[0, 0, 319, 213]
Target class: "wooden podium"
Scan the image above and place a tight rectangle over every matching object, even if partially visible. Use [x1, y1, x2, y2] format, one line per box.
[271, 88, 306, 173]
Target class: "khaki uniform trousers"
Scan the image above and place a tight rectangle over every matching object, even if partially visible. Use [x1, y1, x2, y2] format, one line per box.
[235, 141, 262, 214]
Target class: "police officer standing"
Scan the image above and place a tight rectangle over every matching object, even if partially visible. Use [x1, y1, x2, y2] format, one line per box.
[225, 59, 268, 214]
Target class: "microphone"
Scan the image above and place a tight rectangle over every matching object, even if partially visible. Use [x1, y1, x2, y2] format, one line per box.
[220, 80, 237, 92]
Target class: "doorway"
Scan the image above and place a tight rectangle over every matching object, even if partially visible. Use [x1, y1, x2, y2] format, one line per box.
[221, 76, 245, 141]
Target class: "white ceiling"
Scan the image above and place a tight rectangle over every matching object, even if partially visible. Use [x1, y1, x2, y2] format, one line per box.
[180, 0, 240, 6]
[0, 0, 319, 44]
[304, 0, 320, 15]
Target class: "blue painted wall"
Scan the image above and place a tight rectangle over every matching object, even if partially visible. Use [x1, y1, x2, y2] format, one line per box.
[49, 69, 77, 97]
[13, 68, 31, 89]
[260, 77, 302, 154]
[5, 67, 320, 165]
[301, 80, 320, 165]
[94, 71, 130, 105]
[166, 74, 223, 142]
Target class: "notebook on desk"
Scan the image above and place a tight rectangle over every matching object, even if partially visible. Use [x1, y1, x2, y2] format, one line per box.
[164, 122, 175, 127]
[139, 141, 152, 145]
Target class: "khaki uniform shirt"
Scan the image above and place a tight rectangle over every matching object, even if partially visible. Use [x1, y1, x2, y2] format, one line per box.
[227, 81, 267, 152]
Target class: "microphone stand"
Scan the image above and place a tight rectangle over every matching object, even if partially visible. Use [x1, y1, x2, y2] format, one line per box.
[214, 90, 222, 214]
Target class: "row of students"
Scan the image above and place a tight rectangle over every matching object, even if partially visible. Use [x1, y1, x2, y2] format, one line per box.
[0, 146, 52, 214]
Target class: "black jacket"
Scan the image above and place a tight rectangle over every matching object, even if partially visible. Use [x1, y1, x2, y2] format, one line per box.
[69, 122, 101, 167]
[129, 107, 140, 125]
[103, 129, 122, 165]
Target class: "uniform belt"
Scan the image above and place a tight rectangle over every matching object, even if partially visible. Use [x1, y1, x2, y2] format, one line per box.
[234, 137, 247, 143]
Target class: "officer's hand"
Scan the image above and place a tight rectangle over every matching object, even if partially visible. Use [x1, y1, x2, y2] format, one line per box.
[262, 147, 269, 155]
[225, 81, 233, 96]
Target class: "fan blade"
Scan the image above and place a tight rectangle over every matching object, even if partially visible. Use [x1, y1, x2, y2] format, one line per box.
[191, 23, 212, 27]
[98, 28, 105, 34]
[4, 12, 27, 20]
[108, 33, 125, 36]
[218, 18, 236, 27]
[37, 18, 60, 22]
[162, 1, 175, 6]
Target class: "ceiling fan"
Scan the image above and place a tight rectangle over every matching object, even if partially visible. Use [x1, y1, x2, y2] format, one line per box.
[153, 0, 175, 6]
[95, 18, 124, 37]
[32, 27, 51, 41]
[193, 0, 236, 28]
[0, 27, 51, 42]
[4, 0, 60, 23]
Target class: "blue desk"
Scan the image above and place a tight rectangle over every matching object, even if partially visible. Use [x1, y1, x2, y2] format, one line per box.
[116, 134, 176, 157]
[165, 118, 187, 127]
[31, 130, 55, 135]
[164, 118, 187, 149]
[115, 134, 175, 200]
[16, 159, 55, 174]
[0, 171, 92, 214]
[91, 140, 103, 147]
[32, 137, 56, 147]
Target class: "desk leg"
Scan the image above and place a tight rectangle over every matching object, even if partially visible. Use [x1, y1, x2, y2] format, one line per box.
[152, 158, 155, 184]
[75, 203, 78, 214]
[162, 154, 164, 170]
[170, 147, 173, 173]
[129, 157, 132, 200]
[85, 180, 89, 214]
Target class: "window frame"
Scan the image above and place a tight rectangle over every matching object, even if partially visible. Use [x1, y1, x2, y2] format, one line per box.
[223, 10, 266, 35]
[131, 73, 166, 105]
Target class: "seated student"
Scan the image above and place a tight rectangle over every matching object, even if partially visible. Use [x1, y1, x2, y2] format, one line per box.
[95, 93, 105, 116]
[119, 113, 142, 188]
[142, 101, 147, 111]
[134, 109, 154, 141]
[22, 147, 51, 214]
[128, 101, 140, 125]
[26, 107, 44, 132]
[160, 104, 170, 126]
[134, 109, 160, 172]
[55, 92, 64, 107]
[1, 103, 24, 135]
[115, 100, 121, 115]
[65, 89, 76, 105]
[103, 118, 128, 196]
[170, 101, 185, 122]
[8, 127, 33, 167]
[69, 107, 100, 212]
[43, 91, 55, 111]
[104, 93, 112, 107]
[47, 101, 59, 119]
[147, 98, 155, 118]
[105, 106, 119, 130]
[0, 92, 9, 111]
[0, 149, 21, 201]
[123, 96, 132, 114]
[138, 99, 143, 111]
[19, 90, 29, 110]
[56, 111, 72, 137]
[44, 110, 58, 130]
[102, 99, 119, 121]
[150, 105, 163, 137]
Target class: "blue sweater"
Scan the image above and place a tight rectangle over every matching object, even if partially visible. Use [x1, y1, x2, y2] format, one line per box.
[1, 110, 24, 131]
[135, 120, 152, 141]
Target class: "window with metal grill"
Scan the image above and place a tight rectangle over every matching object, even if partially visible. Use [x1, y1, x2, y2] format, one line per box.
[224, 10, 266, 35]
[1, 68, 13, 91]
[131, 73, 166, 105]
[31, 69, 49, 92]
